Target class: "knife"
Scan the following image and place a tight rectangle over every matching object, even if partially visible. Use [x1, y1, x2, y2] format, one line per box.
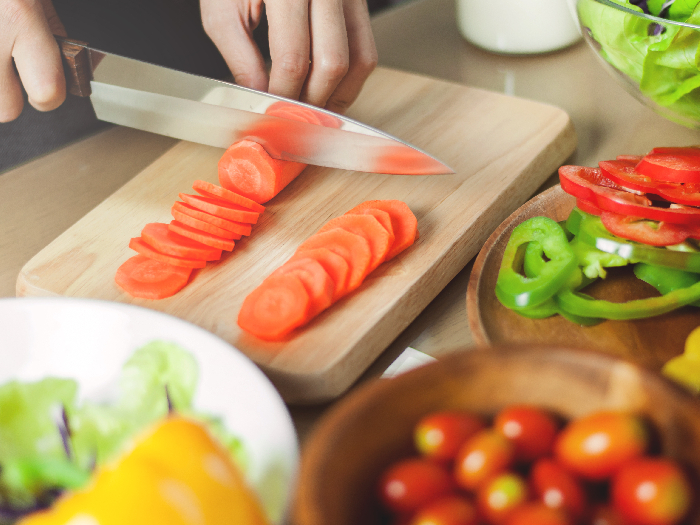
[56, 37, 454, 175]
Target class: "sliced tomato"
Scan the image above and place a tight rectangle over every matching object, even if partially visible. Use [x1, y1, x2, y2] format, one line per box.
[559, 166, 700, 225]
[600, 212, 700, 246]
[636, 147, 700, 183]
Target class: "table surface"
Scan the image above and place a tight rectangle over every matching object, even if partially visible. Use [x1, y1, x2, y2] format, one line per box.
[3, 0, 700, 441]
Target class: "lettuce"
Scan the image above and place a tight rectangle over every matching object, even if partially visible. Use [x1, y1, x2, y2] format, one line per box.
[579, 0, 700, 126]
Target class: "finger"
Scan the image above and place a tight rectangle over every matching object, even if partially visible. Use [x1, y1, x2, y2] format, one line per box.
[11, 5, 66, 112]
[299, 0, 349, 107]
[324, 0, 377, 114]
[0, 58, 24, 122]
[266, 0, 310, 100]
[39, 0, 67, 37]
[201, 0, 268, 91]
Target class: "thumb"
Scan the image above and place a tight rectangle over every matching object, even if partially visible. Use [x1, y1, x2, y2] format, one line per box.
[39, 0, 67, 37]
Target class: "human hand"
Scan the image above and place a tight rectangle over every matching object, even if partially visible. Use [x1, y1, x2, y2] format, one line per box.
[201, 0, 378, 114]
[0, 0, 66, 122]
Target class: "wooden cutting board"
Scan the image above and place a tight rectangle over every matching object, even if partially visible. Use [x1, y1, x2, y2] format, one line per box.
[17, 67, 576, 404]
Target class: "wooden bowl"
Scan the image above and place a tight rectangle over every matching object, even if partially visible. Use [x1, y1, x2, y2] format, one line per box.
[293, 345, 700, 525]
[467, 185, 700, 369]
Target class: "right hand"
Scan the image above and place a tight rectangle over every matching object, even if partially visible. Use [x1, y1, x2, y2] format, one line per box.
[0, 0, 67, 122]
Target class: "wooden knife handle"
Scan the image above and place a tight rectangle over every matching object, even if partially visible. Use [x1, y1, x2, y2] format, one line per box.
[55, 36, 92, 97]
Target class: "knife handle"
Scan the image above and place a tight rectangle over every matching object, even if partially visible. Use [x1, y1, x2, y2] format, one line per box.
[55, 36, 92, 97]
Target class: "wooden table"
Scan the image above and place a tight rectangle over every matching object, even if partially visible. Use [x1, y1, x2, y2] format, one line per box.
[3, 0, 700, 441]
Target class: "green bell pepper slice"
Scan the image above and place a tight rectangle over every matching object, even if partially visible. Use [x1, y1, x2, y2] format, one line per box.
[633, 262, 700, 307]
[496, 217, 577, 309]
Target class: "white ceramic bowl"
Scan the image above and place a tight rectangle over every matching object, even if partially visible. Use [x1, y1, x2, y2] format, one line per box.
[0, 297, 298, 524]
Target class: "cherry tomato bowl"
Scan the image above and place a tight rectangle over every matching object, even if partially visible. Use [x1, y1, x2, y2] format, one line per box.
[293, 345, 700, 525]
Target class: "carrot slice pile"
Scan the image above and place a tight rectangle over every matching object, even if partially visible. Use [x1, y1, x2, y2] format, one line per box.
[116, 181, 265, 299]
[238, 199, 418, 340]
[115, 255, 192, 300]
[140, 223, 222, 261]
[237, 274, 310, 341]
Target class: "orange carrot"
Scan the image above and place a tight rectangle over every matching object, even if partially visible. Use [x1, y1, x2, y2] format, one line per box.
[318, 214, 392, 272]
[179, 193, 260, 224]
[140, 223, 222, 261]
[346, 200, 418, 259]
[271, 258, 334, 320]
[237, 274, 310, 341]
[172, 202, 252, 236]
[115, 254, 192, 300]
[169, 220, 236, 251]
[218, 140, 307, 205]
[297, 228, 371, 291]
[191, 180, 265, 213]
[265, 101, 342, 128]
[171, 203, 243, 239]
[129, 237, 207, 269]
[287, 247, 350, 301]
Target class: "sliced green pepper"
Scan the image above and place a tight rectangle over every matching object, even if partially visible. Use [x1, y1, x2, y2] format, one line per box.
[495, 217, 577, 309]
[555, 278, 700, 320]
[577, 214, 700, 273]
[633, 262, 700, 307]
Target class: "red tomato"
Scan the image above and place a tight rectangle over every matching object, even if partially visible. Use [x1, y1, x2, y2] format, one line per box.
[414, 411, 486, 462]
[493, 405, 559, 463]
[410, 494, 479, 525]
[529, 458, 586, 520]
[476, 472, 529, 525]
[612, 457, 692, 525]
[505, 502, 572, 525]
[378, 458, 454, 514]
[559, 165, 700, 225]
[554, 411, 649, 480]
[454, 429, 515, 491]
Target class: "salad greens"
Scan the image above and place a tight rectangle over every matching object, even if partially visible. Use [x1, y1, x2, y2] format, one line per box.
[0, 341, 246, 523]
[578, 0, 700, 125]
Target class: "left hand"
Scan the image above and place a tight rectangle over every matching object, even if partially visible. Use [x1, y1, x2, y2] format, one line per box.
[200, 0, 378, 114]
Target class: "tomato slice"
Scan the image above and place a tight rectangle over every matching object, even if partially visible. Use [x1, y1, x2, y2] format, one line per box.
[559, 165, 700, 225]
[636, 147, 700, 183]
[600, 212, 699, 246]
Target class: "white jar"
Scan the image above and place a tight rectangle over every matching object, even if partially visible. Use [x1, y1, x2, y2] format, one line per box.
[456, 0, 581, 55]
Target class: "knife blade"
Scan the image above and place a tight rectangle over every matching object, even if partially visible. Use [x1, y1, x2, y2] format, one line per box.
[57, 37, 454, 175]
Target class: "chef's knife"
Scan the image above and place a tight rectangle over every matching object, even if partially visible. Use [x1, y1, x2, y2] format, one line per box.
[57, 37, 454, 175]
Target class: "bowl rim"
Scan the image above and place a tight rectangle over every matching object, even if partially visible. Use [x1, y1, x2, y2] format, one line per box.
[587, 0, 700, 30]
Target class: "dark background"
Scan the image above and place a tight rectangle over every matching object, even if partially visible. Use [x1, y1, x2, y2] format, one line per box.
[0, 0, 392, 173]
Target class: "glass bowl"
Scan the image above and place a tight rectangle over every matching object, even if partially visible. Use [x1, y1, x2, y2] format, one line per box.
[577, 0, 700, 128]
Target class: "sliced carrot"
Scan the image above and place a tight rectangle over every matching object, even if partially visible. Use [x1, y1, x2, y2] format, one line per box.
[317, 214, 391, 272]
[171, 203, 244, 239]
[297, 228, 371, 291]
[191, 180, 265, 213]
[265, 101, 342, 129]
[140, 223, 221, 261]
[287, 247, 350, 301]
[218, 140, 307, 204]
[169, 220, 236, 251]
[346, 208, 395, 252]
[346, 200, 418, 260]
[172, 201, 252, 236]
[129, 237, 207, 269]
[115, 254, 192, 300]
[179, 193, 260, 224]
[237, 274, 310, 341]
[271, 258, 334, 320]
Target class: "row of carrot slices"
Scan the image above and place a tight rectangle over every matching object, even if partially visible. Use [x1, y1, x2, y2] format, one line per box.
[114, 180, 264, 300]
[237, 200, 418, 340]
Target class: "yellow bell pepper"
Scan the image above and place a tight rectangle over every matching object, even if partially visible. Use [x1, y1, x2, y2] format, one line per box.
[662, 326, 700, 394]
[18, 416, 269, 525]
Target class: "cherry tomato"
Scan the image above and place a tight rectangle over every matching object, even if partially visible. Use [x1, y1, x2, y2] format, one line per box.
[454, 429, 515, 491]
[612, 457, 692, 525]
[410, 494, 479, 525]
[529, 458, 586, 520]
[554, 411, 649, 480]
[414, 411, 486, 462]
[476, 472, 529, 525]
[378, 457, 454, 514]
[493, 405, 559, 463]
[505, 502, 572, 525]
